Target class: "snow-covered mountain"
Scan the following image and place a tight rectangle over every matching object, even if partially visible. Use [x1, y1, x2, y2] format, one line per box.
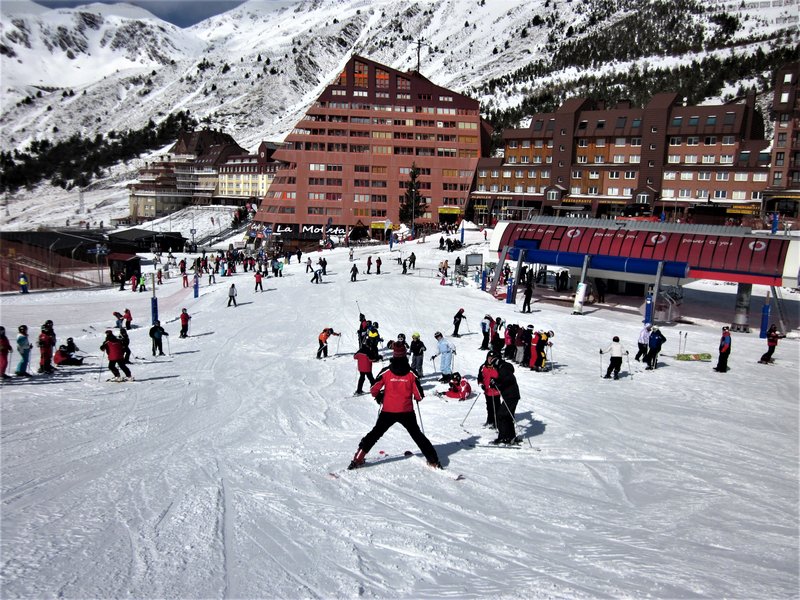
[3, 0, 797, 151]
[0, 0, 797, 228]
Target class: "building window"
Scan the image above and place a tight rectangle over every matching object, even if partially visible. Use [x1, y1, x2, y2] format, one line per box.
[680, 172, 693, 181]
[698, 171, 711, 180]
[702, 155, 715, 164]
[572, 170, 582, 179]
[662, 189, 675, 198]
[669, 136, 682, 146]
[589, 171, 600, 179]
[779, 92, 789, 104]
[714, 190, 727, 199]
[687, 136, 699, 146]
[668, 155, 680, 164]
[354, 61, 369, 88]
[596, 138, 606, 147]
[631, 137, 641, 147]
[664, 171, 676, 180]
[679, 189, 692, 198]
[734, 172, 748, 182]
[609, 171, 620, 179]
[578, 139, 589, 147]
[716, 172, 729, 181]
[397, 76, 410, 90]
[607, 187, 619, 195]
[615, 137, 626, 146]
[704, 136, 717, 145]
[625, 171, 636, 179]
[547, 190, 560, 201]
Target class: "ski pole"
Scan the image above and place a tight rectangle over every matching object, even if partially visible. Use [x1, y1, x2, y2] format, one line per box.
[336, 335, 341, 355]
[678, 330, 683, 354]
[459, 392, 481, 427]
[600, 351, 604, 377]
[465, 319, 471, 334]
[501, 398, 532, 448]
[548, 346, 555, 373]
[166, 336, 171, 357]
[416, 400, 424, 433]
[430, 355, 437, 373]
[626, 354, 633, 381]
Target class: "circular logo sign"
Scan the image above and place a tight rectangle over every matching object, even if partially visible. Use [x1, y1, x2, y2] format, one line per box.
[566, 229, 581, 238]
[748, 240, 766, 252]
[650, 234, 666, 244]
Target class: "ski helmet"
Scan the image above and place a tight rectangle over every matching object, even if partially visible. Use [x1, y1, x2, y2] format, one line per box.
[0, 326, 4, 335]
[412, 332, 420, 339]
[105, 330, 113, 335]
[547, 330, 554, 337]
[18, 325, 27, 333]
[434, 331, 443, 339]
[613, 336, 620, 342]
[397, 333, 406, 341]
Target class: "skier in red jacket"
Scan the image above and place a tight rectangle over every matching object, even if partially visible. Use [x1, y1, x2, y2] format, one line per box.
[37, 325, 55, 374]
[353, 344, 379, 395]
[100, 330, 132, 381]
[348, 350, 441, 469]
[179, 308, 191, 338]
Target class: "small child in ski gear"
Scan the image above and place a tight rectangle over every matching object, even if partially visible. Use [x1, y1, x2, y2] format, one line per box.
[713, 326, 731, 373]
[348, 354, 440, 470]
[317, 328, 340, 359]
[54, 345, 84, 366]
[149, 321, 168, 356]
[354, 345, 378, 394]
[179, 308, 191, 338]
[123, 308, 133, 330]
[350, 264, 358, 282]
[101, 330, 132, 381]
[600, 336, 628, 379]
[760, 324, 785, 364]
[409, 333, 427, 376]
[37, 324, 55, 374]
[227, 283, 238, 307]
[478, 351, 501, 428]
[113, 311, 124, 329]
[15, 325, 31, 376]
[0, 326, 12, 379]
[431, 332, 456, 382]
[444, 372, 472, 400]
[65, 337, 79, 354]
[452, 308, 466, 337]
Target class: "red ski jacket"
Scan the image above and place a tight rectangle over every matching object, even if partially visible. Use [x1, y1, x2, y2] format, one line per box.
[371, 363, 422, 413]
[354, 351, 375, 373]
[101, 338, 124, 361]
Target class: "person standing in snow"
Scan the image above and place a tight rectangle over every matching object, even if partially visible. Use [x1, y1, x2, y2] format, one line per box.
[348, 351, 440, 470]
[431, 331, 456, 383]
[714, 326, 731, 373]
[645, 326, 666, 370]
[375, 257, 382, 274]
[19, 272, 29, 294]
[0, 326, 12, 379]
[522, 280, 534, 313]
[317, 327, 340, 359]
[600, 336, 628, 380]
[350, 263, 359, 282]
[409, 252, 416, 269]
[478, 351, 501, 429]
[533, 330, 553, 372]
[179, 308, 191, 338]
[254, 271, 263, 292]
[123, 308, 133, 330]
[100, 330, 133, 382]
[452, 308, 466, 337]
[409, 332, 427, 376]
[306, 257, 313, 273]
[635, 323, 652, 362]
[311, 268, 323, 284]
[113, 311, 124, 329]
[760, 324, 785, 364]
[479, 314, 492, 350]
[492, 353, 521, 444]
[366, 256, 372, 274]
[227, 283, 238, 307]
[15, 325, 31, 376]
[37, 324, 55, 374]
[149, 320, 168, 356]
[353, 344, 379, 395]
[118, 328, 132, 364]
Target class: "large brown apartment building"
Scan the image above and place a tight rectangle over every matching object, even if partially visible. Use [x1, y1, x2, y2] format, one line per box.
[472, 90, 779, 225]
[252, 55, 492, 242]
[763, 61, 800, 218]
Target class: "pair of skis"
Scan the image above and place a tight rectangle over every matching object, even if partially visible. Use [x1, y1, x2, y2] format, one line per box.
[328, 450, 464, 481]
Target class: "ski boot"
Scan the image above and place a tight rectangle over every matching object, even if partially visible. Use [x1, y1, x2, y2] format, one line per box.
[347, 449, 367, 470]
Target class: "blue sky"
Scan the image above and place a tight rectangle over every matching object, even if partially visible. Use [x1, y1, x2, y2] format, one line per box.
[33, 0, 249, 27]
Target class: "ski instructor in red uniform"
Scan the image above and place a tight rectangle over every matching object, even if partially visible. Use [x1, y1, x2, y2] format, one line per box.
[348, 344, 441, 470]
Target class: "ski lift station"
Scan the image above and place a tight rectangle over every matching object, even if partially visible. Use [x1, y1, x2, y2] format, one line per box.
[489, 217, 799, 332]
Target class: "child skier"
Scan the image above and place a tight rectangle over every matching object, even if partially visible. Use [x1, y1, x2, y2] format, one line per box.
[600, 336, 628, 380]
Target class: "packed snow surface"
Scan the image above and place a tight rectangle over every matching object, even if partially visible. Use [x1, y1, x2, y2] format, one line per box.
[1, 228, 798, 598]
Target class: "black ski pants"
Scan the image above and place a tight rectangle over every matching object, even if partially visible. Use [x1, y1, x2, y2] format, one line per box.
[715, 350, 730, 372]
[356, 371, 375, 393]
[605, 356, 622, 378]
[108, 360, 131, 379]
[635, 343, 648, 361]
[359, 411, 438, 464]
[495, 395, 519, 441]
